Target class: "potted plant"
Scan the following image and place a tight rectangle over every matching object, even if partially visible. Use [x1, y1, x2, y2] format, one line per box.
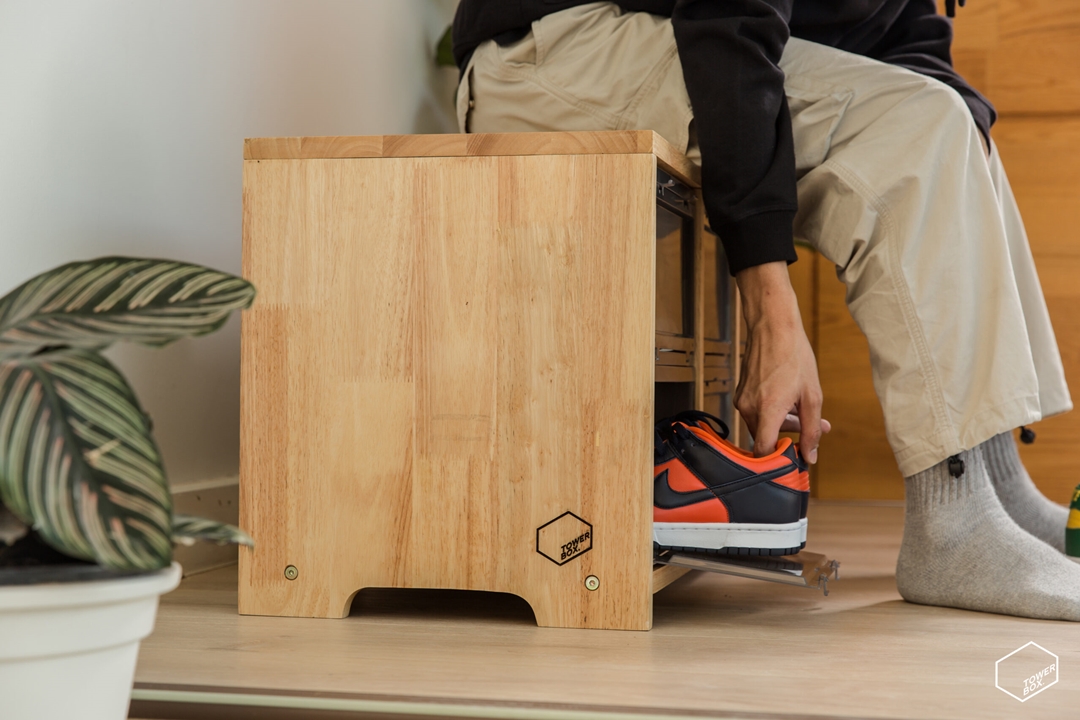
[0, 258, 256, 720]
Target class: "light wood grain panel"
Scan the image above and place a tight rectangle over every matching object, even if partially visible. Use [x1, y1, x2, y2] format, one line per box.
[493, 153, 656, 629]
[298, 135, 383, 159]
[651, 133, 702, 187]
[243, 137, 302, 160]
[939, 0, 997, 98]
[991, 0, 1080, 115]
[408, 157, 500, 591]
[943, 0, 1080, 115]
[243, 131, 701, 187]
[240, 150, 657, 629]
[994, 116, 1080, 188]
[651, 564, 692, 594]
[241, 157, 422, 616]
[946, 0, 999, 52]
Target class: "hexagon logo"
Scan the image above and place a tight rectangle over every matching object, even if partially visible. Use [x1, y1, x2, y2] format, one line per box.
[536, 511, 592, 566]
[996, 642, 1059, 702]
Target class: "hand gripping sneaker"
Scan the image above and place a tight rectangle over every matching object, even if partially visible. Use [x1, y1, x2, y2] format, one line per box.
[653, 411, 809, 556]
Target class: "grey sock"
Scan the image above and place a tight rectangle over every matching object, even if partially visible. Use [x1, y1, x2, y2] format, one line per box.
[897, 445, 1080, 621]
[983, 431, 1069, 552]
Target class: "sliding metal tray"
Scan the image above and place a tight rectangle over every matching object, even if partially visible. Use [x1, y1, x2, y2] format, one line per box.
[654, 549, 841, 596]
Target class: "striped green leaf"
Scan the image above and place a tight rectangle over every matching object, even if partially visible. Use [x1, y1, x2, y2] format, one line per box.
[0, 349, 172, 570]
[172, 514, 253, 547]
[0, 505, 29, 546]
[0, 258, 256, 360]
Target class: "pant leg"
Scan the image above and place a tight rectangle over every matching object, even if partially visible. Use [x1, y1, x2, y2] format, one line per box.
[459, 3, 692, 154]
[460, 8, 1066, 477]
[782, 39, 1048, 475]
[985, 144, 1072, 419]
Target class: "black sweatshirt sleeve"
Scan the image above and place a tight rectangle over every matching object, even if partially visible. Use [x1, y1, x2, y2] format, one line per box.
[869, 0, 996, 142]
[671, 0, 799, 275]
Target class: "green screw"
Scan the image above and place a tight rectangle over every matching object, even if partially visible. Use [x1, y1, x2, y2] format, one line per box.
[284, 565, 299, 581]
[585, 575, 600, 591]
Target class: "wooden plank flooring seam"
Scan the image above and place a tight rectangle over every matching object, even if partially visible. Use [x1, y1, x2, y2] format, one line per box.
[130, 686, 912, 720]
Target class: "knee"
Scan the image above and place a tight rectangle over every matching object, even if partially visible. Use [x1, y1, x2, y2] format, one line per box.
[913, 78, 979, 141]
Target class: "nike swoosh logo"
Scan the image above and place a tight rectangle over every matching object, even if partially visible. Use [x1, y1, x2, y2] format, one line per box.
[654, 469, 717, 509]
[654, 465, 799, 509]
[707, 465, 800, 496]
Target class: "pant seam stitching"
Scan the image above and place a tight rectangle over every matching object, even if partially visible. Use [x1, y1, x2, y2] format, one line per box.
[499, 65, 624, 127]
[617, 42, 680, 130]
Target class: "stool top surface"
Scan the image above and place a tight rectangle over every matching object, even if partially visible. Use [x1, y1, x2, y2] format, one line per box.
[244, 130, 699, 187]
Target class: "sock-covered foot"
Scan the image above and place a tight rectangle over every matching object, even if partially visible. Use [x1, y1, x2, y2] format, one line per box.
[897, 446, 1080, 621]
[984, 431, 1069, 552]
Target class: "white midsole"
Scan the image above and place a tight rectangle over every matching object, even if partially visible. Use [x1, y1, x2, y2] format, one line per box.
[653, 518, 807, 550]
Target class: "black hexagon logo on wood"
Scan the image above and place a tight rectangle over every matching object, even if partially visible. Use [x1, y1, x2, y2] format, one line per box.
[536, 511, 593, 566]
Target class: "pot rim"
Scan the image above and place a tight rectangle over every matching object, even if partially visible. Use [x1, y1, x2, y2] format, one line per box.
[0, 562, 181, 612]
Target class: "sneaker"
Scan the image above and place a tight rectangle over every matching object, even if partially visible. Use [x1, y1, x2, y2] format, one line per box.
[653, 411, 809, 556]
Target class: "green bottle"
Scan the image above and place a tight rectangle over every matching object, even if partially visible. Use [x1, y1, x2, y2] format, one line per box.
[1067, 485, 1080, 559]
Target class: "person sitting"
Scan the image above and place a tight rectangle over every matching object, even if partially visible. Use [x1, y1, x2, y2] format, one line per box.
[451, 0, 1080, 620]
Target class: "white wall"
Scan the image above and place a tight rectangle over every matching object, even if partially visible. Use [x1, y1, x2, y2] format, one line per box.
[0, 0, 459, 486]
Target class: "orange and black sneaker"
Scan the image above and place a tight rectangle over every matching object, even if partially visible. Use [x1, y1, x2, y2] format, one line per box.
[653, 411, 809, 556]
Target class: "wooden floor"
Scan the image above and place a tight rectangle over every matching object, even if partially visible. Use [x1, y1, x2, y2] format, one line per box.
[132, 502, 1080, 720]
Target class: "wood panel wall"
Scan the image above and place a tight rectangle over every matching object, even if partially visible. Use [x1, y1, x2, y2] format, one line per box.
[809, 1, 1080, 501]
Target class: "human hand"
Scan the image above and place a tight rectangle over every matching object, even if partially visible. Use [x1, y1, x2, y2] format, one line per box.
[780, 413, 832, 435]
[734, 261, 827, 463]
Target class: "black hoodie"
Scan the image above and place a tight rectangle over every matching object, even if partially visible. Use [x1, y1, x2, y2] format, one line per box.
[453, 0, 993, 274]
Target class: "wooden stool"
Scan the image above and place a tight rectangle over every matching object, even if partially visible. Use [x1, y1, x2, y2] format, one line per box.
[239, 131, 741, 630]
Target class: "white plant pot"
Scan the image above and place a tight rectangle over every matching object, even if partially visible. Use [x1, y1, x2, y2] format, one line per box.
[0, 562, 181, 720]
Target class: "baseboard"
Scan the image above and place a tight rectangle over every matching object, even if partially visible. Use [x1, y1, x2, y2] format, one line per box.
[171, 477, 239, 577]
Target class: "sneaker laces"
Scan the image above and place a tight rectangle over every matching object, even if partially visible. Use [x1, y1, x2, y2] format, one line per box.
[655, 410, 730, 446]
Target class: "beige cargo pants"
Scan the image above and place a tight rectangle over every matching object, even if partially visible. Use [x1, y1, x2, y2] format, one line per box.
[457, 2, 1071, 477]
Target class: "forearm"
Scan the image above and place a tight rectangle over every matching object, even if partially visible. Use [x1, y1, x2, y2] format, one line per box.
[736, 261, 800, 328]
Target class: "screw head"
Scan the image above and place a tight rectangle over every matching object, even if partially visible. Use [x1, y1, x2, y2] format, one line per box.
[284, 565, 298, 581]
[585, 575, 600, 591]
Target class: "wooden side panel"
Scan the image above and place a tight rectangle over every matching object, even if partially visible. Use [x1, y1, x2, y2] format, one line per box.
[494, 154, 655, 629]
[407, 158, 500, 591]
[240, 158, 421, 615]
[948, 0, 1080, 116]
[240, 152, 656, 629]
